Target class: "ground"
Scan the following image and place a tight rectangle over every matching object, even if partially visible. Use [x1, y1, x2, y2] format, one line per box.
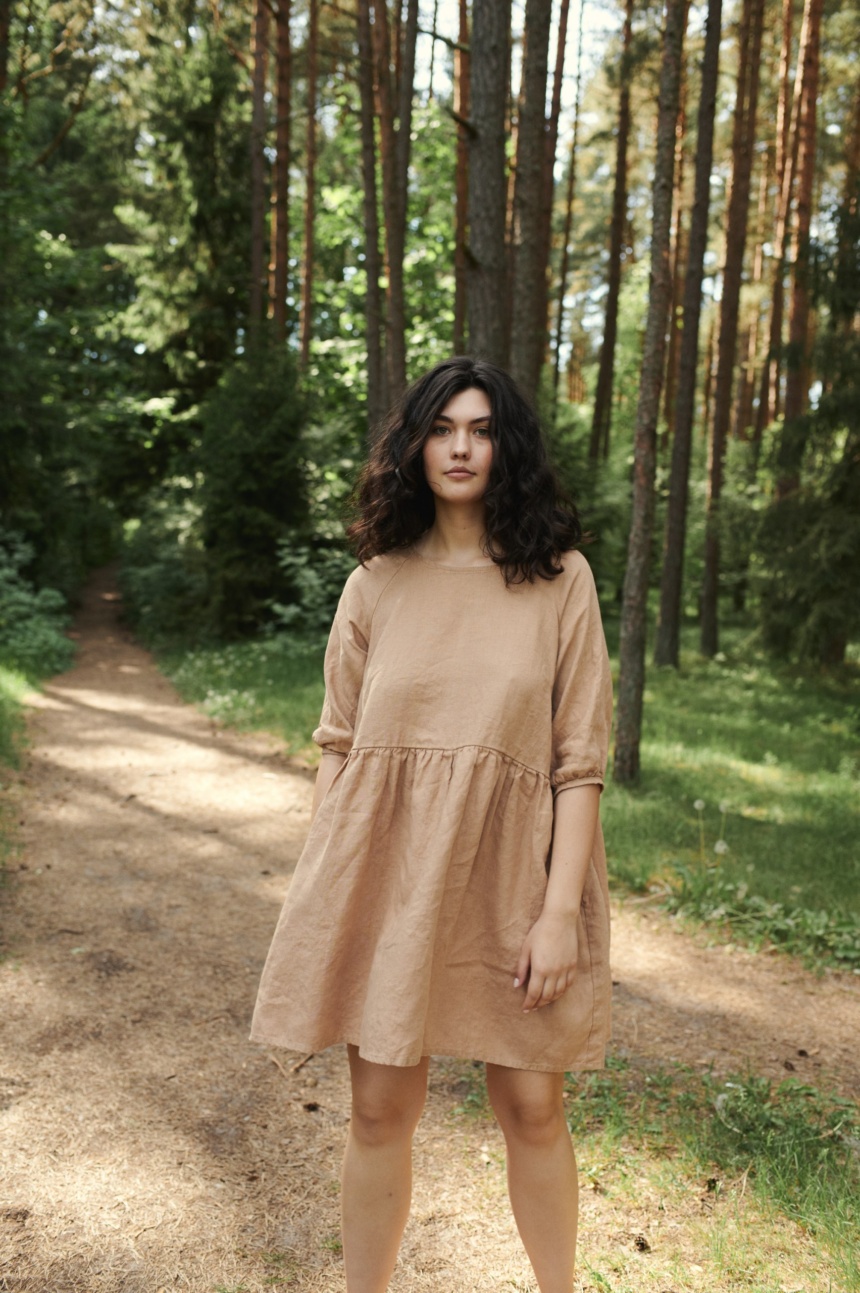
[0, 570, 857, 1292]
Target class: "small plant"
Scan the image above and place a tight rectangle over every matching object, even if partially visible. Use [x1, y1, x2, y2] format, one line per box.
[0, 529, 74, 678]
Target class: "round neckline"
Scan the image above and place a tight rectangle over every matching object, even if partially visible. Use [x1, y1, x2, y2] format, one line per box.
[409, 547, 499, 572]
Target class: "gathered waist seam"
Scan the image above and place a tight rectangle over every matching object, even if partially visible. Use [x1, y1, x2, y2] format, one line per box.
[347, 743, 548, 782]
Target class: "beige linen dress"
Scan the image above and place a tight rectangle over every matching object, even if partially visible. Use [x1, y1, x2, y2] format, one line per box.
[250, 546, 613, 1072]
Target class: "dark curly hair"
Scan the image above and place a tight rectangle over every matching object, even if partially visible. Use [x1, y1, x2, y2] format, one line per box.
[347, 357, 582, 583]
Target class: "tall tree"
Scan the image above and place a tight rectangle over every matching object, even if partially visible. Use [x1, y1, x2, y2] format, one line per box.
[269, 0, 292, 341]
[778, 0, 823, 440]
[653, 0, 722, 667]
[509, 0, 553, 400]
[249, 0, 270, 334]
[552, 0, 586, 404]
[755, 0, 806, 437]
[466, 0, 511, 364]
[453, 0, 470, 353]
[356, 0, 386, 426]
[700, 0, 765, 657]
[589, 0, 634, 461]
[299, 0, 318, 367]
[372, 0, 418, 399]
[614, 0, 686, 784]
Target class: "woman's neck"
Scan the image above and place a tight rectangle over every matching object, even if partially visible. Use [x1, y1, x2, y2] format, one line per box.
[416, 503, 493, 566]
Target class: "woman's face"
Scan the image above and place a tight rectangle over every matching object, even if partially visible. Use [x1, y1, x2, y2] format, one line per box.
[421, 386, 493, 505]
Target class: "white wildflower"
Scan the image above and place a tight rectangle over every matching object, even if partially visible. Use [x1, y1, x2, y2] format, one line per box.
[694, 799, 705, 812]
[713, 839, 729, 855]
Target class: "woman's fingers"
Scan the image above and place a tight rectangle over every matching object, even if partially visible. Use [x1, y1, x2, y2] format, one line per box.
[522, 971, 575, 1012]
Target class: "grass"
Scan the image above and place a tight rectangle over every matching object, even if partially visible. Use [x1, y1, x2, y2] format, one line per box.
[451, 1054, 860, 1291]
[158, 616, 860, 971]
[0, 663, 34, 882]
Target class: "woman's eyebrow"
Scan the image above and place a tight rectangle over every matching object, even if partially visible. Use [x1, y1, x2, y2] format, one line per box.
[433, 414, 491, 424]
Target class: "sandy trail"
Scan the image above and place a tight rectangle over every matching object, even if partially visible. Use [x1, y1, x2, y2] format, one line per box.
[0, 569, 857, 1293]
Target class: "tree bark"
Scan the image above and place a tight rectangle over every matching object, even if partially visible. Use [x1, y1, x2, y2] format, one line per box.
[700, 0, 764, 658]
[372, 0, 418, 400]
[268, 0, 292, 341]
[249, 0, 270, 335]
[755, 0, 803, 437]
[589, 0, 634, 461]
[466, 0, 511, 364]
[613, 0, 686, 784]
[509, 0, 554, 401]
[0, 0, 9, 95]
[661, 65, 688, 449]
[653, 0, 722, 668]
[779, 0, 823, 444]
[552, 0, 585, 405]
[357, 0, 387, 427]
[453, 0, 470, 353]
[299, 0, 318, 367]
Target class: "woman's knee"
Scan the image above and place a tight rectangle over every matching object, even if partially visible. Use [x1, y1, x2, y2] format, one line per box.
[487, 1068, 567, 1147]
[348, 1050, 428, 1147]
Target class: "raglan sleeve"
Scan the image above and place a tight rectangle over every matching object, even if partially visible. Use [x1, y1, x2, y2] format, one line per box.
[311, 567, 371, 755]
[550, 552, 614, 793]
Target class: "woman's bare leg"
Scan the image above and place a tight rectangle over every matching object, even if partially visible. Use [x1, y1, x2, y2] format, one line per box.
[486, 1064, 577, 1293]
[341, 1045, 429, 1293]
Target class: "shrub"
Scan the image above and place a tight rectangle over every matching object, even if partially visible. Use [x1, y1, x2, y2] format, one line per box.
[0, 529, 74, 677]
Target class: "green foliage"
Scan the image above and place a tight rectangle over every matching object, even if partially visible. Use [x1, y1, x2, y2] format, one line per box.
[197, 347, 308, 636]
[271, 538, 356, 643]
[665, 866, 860, 970]
[120, 487, 209, 646]
[0, 531, 74, 678]
[755, 413, 860, 664]
[163, 637, 325, 759]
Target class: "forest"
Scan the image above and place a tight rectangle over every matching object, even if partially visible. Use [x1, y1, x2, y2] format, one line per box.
[0, 0, 858, 785]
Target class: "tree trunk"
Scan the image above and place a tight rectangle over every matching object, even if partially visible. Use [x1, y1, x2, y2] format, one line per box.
[0, 0, 9, 94]
[589, 0, 634, 461]
[735, 151, 769, 442]
[552, 0, 585, 405]
[357, 0, 387, 427]
[509, 0, 554, 402]
[755, 0, 803, 437]
[249, 0, 270, 335]
[453, 0, 470, 353]
[700, 0, 764, 658]
[534, 0, 572, 382]
[268, 0, 292, 341]
[372, 0, 418, 400]
[466, 0, 511, 364]
[299, 0, 318, 367]
[779, 0, 823, 451]
[653, 0, 722, 668]
[613, 0, 686, 784]
[661, 82, 688, 451]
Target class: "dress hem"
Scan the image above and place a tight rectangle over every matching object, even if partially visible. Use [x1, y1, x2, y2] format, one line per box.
[248, 1029, 608, 1075]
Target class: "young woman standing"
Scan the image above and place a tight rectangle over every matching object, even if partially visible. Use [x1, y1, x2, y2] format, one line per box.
[252, 357, 613, 1292]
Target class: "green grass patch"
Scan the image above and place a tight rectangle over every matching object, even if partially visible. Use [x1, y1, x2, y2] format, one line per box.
[600, 619, 860, 968]
[566, 1056, 860, 1290]
[161, 637, 326, 762]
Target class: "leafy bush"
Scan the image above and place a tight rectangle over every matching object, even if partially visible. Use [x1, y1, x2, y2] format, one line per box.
[198, 347, 309, 636]
[119, 485, 209, 646]
[270, 535, 356, 643]
[0, 530, 74, 677]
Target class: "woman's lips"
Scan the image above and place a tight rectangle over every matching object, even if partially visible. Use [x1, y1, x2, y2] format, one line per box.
[444, 469, 475, 477]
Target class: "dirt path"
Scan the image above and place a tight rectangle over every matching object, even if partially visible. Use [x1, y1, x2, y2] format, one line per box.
[1, 570, 857, 1293]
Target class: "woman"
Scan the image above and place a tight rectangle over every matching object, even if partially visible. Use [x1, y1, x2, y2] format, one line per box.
[251, 357, 613, 1293]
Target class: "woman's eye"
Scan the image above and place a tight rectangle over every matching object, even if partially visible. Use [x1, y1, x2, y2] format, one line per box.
[474, 426, 491, 438]
[431, 425, 449, 435]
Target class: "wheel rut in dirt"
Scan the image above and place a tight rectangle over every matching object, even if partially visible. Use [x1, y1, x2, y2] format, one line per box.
[0, 567, 857, 1292]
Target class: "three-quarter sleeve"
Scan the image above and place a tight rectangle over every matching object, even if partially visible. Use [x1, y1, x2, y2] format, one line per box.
[312, 569, 369, 755]
[550, 554, 613, 792]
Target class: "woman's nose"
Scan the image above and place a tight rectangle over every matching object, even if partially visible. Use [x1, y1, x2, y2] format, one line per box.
[450, 429, 470, 456]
